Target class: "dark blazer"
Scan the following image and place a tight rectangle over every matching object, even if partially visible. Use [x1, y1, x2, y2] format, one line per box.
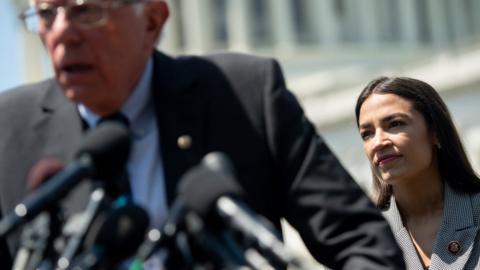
[385, 183, 480, 269]
[0, 51, 404, 269]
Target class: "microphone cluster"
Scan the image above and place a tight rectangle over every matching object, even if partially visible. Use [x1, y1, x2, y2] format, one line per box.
[134, 152, 312, 270]
[0, 122, 309, 269]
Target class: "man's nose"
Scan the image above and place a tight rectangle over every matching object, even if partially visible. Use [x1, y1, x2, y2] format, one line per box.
[48, 9, 81, 45]
[50, 8, 70, 32]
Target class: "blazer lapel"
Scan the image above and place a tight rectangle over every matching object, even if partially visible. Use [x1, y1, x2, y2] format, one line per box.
[430, 184, 479, 270]
[384, 199, 425, 270]
[32, 83, 91, 215]
[386, 185, 480, 270]
[151, 52, 207, 205]
[33, 82, 84, 160]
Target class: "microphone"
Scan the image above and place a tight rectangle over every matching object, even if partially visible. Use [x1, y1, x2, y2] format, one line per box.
[70, 204, 150, 269]
[131, 154, 238, 266]
[133, 198, 186, 263]
[11, 158, 66, 270]
[179, 152, 304, 269]
[0, 122, 131, 237]
[56, 188, 108, 270]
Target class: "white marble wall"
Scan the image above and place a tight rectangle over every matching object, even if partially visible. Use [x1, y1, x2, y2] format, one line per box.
[159, 0, 480, 54]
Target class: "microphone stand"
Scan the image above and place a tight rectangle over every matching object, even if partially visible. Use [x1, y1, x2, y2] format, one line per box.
[12, 206, 63, 270]
[218, 229, 276, 270]
[56, 187, 107, 270]
[57, 169, 130, 270]
[12, 214, 46, 270]
[183, 212, 253, 270]
[217, 197, 312, 269]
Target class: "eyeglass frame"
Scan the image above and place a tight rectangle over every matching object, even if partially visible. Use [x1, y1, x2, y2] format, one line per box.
[19, 0, 149, 33]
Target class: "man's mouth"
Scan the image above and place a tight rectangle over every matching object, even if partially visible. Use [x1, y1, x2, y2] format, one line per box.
[62, 64, 94, 74]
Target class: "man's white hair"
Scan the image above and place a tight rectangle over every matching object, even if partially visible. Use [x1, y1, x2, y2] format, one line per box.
[132, 1, 146, 16]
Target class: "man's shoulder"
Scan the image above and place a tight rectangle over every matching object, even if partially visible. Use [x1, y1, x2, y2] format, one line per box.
[154, 50, 282, 79]
[181, 52, 278, 71]
[156, 51, 276, 72]
[0, 79, 57, 110]
[201, 52, 275, 64]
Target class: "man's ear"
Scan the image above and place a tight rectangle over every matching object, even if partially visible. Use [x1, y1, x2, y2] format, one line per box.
[145, 0, 170, 50]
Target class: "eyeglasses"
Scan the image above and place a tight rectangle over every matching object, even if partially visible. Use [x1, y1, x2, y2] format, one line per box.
[19, 0, 147, 33]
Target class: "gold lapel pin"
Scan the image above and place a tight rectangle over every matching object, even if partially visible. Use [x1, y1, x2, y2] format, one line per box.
[448, 241, 461, 255]
[177, 135, 192, 150]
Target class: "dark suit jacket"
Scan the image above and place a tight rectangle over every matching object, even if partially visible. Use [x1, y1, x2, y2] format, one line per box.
[0, 51, 404, 269]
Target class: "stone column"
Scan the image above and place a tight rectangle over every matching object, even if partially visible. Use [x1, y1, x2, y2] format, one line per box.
[305, 0, 341, 47]
[447, 0, 470, 42]
[425, 0, 449, 48]
[398, 0, 421, 47]
[225, 0, 253, 51]
[356, 0, 381, 47]
[471, 0, 480, 36]
[342, 0, 359, 43]
[180, 0, 216, 53]
[22, 32, 49, 83]
[13, 1, 47, 83]
[158, 0, 182, 53]
[266, 0, 296, 52]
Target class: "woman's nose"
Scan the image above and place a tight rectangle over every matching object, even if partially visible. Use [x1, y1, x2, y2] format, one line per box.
[371, 129, 391, 151]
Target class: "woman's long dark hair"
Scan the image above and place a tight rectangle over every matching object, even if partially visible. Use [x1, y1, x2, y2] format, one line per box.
[355, 76, 480, 209]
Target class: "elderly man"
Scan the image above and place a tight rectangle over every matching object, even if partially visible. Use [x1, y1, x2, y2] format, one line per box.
[0, 0, 404, 269]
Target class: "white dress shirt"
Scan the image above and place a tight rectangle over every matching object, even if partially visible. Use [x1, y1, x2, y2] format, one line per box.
[78, 58, 167, 269]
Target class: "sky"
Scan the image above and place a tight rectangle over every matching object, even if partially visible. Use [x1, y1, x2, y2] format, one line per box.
[0, 1, 27, 92]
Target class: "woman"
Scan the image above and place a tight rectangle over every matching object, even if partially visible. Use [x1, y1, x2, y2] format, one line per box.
[355, 76, 480, 269]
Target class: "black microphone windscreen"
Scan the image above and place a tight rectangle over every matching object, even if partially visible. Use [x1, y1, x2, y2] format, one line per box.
[76, 122, 131, 181]
[199, 152, 236, 176]
[84, 204, 150, 263]
[179, 153, 244, 221]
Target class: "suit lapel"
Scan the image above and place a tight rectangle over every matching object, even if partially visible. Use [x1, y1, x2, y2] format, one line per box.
[385, 185, 480, 270]
[151, 52, 207, 205]
[430, 183, 479, 269]
[33, 81, 84, 160]
[32, 83, 91, 214]
[384, 199, 425, 270]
